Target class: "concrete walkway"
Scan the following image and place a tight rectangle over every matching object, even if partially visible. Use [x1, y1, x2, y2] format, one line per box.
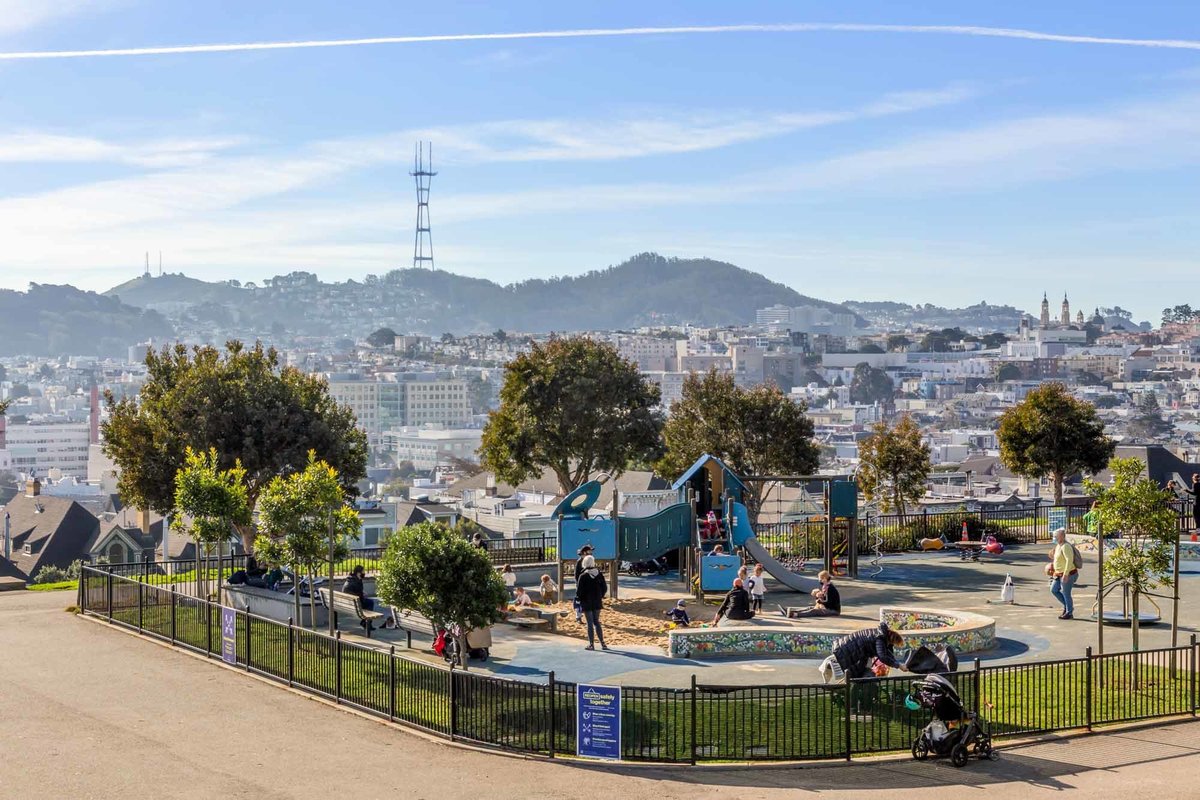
[4, 589, 1200, 799]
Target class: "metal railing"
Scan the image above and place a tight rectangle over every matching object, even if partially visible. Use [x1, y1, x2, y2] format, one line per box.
[79, 566, 1199, 765]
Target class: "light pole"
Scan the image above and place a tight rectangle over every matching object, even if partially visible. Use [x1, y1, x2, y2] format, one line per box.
[327, 511, 336, 637]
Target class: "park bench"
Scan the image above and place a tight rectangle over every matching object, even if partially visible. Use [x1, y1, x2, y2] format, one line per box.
[316, 588, 386, 638]
[505, 606, 567, 632]
[391, 608, 439, 649]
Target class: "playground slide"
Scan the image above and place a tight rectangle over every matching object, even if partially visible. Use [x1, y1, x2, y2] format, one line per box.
[730, 502, 820, 594]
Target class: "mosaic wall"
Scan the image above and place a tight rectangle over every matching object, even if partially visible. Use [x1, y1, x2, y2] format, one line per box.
[668, 606, 996, 659]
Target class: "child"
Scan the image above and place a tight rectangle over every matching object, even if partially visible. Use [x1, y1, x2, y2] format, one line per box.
[501, 564, 517, 597]
[512, 586, 533, 607]
[664, 599, 691, 627]
[746, 563, 766, 612]
[539, 574, 558, 604]
[572, 595, 583, 623]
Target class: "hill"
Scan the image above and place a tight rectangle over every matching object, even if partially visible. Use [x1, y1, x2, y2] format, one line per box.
[0, 284, 175, 357]
[100, 253, 863, 336]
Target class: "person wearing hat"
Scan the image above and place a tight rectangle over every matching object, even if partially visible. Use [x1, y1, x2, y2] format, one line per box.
[574, 544, 594, 579]
[664, 599, 691, 627]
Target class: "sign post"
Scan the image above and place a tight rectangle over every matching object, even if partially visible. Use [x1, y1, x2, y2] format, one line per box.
[221, 606, 237, 665]
[576, 683, 621, 760]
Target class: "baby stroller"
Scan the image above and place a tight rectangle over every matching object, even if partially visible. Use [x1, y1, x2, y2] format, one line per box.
[907, 671, 995, 767]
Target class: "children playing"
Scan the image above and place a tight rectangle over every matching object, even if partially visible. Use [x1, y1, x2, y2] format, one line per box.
[664, 599, 691, 627]
[746, 563, 766, 612]
[538, 574, 558, 604]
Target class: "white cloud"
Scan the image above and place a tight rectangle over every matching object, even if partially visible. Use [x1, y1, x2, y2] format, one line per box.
[0, 132, 246, 167]
[0, 0, 113, 37]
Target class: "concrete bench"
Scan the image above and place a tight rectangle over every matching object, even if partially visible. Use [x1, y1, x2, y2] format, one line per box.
[316, 588, 385, 638]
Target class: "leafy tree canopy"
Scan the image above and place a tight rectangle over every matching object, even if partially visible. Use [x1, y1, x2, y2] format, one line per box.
[366, 326, 398, 348]
[102, 341, 368, 544]
[857, 414, 931, 516]
[848, 362, 895, 405]
[376, 521, 508, 633]
[172, 447, 251, 547]
[998, 382, 1115, 503]
[480, 337, 664, 492]
[656, 370, 818, 521]
[996, 363, 1023, 382]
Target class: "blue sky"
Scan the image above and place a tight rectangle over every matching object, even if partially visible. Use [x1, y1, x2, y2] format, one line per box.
[1, 1, 1199, 323]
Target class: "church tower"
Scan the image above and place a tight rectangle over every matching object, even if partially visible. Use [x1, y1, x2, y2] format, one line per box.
[1076, 309, 1084, 325]
[1040, 292, 1051, 328]
[1061, 293, 1070, 326]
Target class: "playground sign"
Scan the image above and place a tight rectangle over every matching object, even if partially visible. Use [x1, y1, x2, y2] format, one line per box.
[577, 683, 621, 760]
[560, 518, 618, 561]
[1048, 507, 1068, 534]
[221, 606, 237, 665]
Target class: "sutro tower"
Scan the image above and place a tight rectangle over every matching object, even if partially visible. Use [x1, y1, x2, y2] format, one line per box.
[410, 141, 436, 270]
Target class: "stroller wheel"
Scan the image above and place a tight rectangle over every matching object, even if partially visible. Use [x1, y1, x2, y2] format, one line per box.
[950, 743, 969, 768]
[911, 738, 930, 761]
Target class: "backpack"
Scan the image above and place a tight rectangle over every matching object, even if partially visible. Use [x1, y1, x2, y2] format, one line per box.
[1070, 543, 1083, 571]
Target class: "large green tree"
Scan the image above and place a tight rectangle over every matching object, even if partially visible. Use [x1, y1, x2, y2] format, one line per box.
[848, 362, 895, 405]
[102, 341, 367, 547]
[998, 382, 1115, 503]
[857, 415, 931, 518]
[253, 452, 359, 628]
[376, 521, 508, 665]
[479, 337, 664, 492]
[657, 370, 819, 522]
[1125, 393, 1172, 441]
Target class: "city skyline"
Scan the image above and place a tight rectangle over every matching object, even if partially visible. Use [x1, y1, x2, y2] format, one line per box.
[0, 1, 1198, 321]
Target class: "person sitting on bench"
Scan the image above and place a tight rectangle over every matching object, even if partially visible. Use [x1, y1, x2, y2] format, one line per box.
[342, 565, 377, 630]
[790, 570, 841, 618]
[713, 578, 755, 624]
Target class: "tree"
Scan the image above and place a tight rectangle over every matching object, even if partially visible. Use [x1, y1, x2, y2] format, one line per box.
[981, 332, 1008, 349]
[253, 452, 359, 628]
[848, 363, 894, 405]
[998, 382, 1115, 503]
[1084, 458, 1178, 656]
[366, 327, 397, 348]
[172, 447, 251, 599]
[479, 337, 664, 493]
[102, 341, 367, 547]
[376, 521, 508, 664]
[492, 329, 508, 342]
[996, 363, 1023, 382]
[656, 370, 819, 523]
[886, 335, 911, 352]
[857, 415, 931, 518]
[858, 343, 885, 354]
[1126, 393, 1172, 441]
[1094, 395, 1121, 409]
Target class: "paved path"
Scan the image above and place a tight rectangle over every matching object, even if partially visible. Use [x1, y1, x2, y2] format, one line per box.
[4, 590, 1200, 799]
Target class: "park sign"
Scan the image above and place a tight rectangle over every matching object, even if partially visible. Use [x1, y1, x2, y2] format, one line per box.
[1048, 507, 1068, 534]
[576, 683, 621, 760]
[221, 607, 237, 665]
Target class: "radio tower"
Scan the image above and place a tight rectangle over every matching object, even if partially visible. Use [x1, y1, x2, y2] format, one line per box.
[410, 141, 436, 270]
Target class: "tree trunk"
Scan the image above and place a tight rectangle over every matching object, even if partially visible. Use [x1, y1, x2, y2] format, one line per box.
[1131, 588, 1141, 689]
[293, 561, 301, 628]
[1053, 473, 1064, 505]
[308, 566, 317, 630]
[234, 521, 256, 552]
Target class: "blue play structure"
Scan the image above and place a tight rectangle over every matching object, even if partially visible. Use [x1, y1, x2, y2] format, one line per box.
[553, 454, 822, 596]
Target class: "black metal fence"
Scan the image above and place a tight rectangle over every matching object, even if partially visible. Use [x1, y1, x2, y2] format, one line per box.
[80, 566, 1198, 764]
[754, 501, 1197, 562]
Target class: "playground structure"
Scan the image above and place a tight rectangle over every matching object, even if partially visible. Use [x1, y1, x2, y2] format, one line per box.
[552, 455, 862, 598]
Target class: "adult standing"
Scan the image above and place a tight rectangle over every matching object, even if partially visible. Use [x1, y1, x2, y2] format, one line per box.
[576, 555, 609, 650]
[574, 544, 594, 579]
[1184, 474, 1200, 533]
[1049, 527, 1080, 620]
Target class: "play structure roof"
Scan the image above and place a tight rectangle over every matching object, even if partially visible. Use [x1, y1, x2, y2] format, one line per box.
[670, 454, 747, 495]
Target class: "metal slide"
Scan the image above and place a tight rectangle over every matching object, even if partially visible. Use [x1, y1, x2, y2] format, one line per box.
[730, 501, 820, 594]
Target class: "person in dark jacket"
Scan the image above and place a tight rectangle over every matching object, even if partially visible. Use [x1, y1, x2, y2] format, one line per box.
[712, 578, 755, 624]
[574, 544, 594, 579]
[829, 623, 903, 680]
[791, 570, 841, 617]
[575, 555, 608, 650]
[342, 565, 377, 631]
[1184, 474, 1200, 532]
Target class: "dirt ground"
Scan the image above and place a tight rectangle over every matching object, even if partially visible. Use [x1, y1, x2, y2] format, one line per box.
[533, 596, 720, 648]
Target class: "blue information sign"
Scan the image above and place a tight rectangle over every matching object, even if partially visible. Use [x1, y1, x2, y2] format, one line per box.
[576, 683, 621, 760]
[221, 606, 237, 665]
[1048, 507, 1068, 534]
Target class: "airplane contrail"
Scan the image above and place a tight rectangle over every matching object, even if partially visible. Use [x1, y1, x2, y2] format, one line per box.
[0, 22, 1199, 60]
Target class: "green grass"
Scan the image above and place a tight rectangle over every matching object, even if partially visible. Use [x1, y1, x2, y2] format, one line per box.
[28, 580, 78, 592]
[87, 574, 1196, 762]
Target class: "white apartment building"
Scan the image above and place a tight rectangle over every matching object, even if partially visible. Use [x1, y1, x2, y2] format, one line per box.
[326, 375, 382, 444]
[614, 335, 679, 371]
[1, 421, 91, 477]
[641, 371, 689, 409]
[325, 373, 471, 447]
[382, 428, 483, 471]
[403, 377, 469, 428]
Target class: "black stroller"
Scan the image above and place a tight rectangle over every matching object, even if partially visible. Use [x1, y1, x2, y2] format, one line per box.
[905, 646, 995, 767]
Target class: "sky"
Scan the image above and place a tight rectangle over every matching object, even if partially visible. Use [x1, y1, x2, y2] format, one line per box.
[1, 2, 1199, 322]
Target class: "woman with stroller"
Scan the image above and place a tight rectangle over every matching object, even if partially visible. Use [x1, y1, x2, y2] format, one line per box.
[820, 622, 904, 683]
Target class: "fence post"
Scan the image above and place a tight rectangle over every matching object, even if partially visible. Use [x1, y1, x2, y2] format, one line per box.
[922, 508, 929, 539]
[449, 663, 458, 742]
[170, 588, 177, 644]
[77, 569, 85, 613]
[334, 631, 343, 702]
[287, 618, 295, 687]
[106, 569, 113, 622]
[690, 674, 698, 766]
[973, 658, 981, 716]
[389, 646, 397, 721]
[204, 596, 210, 654]
[547, 670, 556, 759]
[137, 580, 144, 633]
[1191, 635, 1197, 717]
[245, 612, 252, 672]
[1085, 646, 1093, 731]
[844, 680, 853, 761]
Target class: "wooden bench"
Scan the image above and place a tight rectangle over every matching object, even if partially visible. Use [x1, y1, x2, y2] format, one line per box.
[317, 588, 386, 638]
[392, 609, 439, 649]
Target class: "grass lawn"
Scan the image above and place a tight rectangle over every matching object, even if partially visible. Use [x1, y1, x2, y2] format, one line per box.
[28, 580, 78, 592]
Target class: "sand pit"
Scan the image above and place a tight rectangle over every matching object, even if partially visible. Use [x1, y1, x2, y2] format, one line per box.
[538, 596, 722, 649]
